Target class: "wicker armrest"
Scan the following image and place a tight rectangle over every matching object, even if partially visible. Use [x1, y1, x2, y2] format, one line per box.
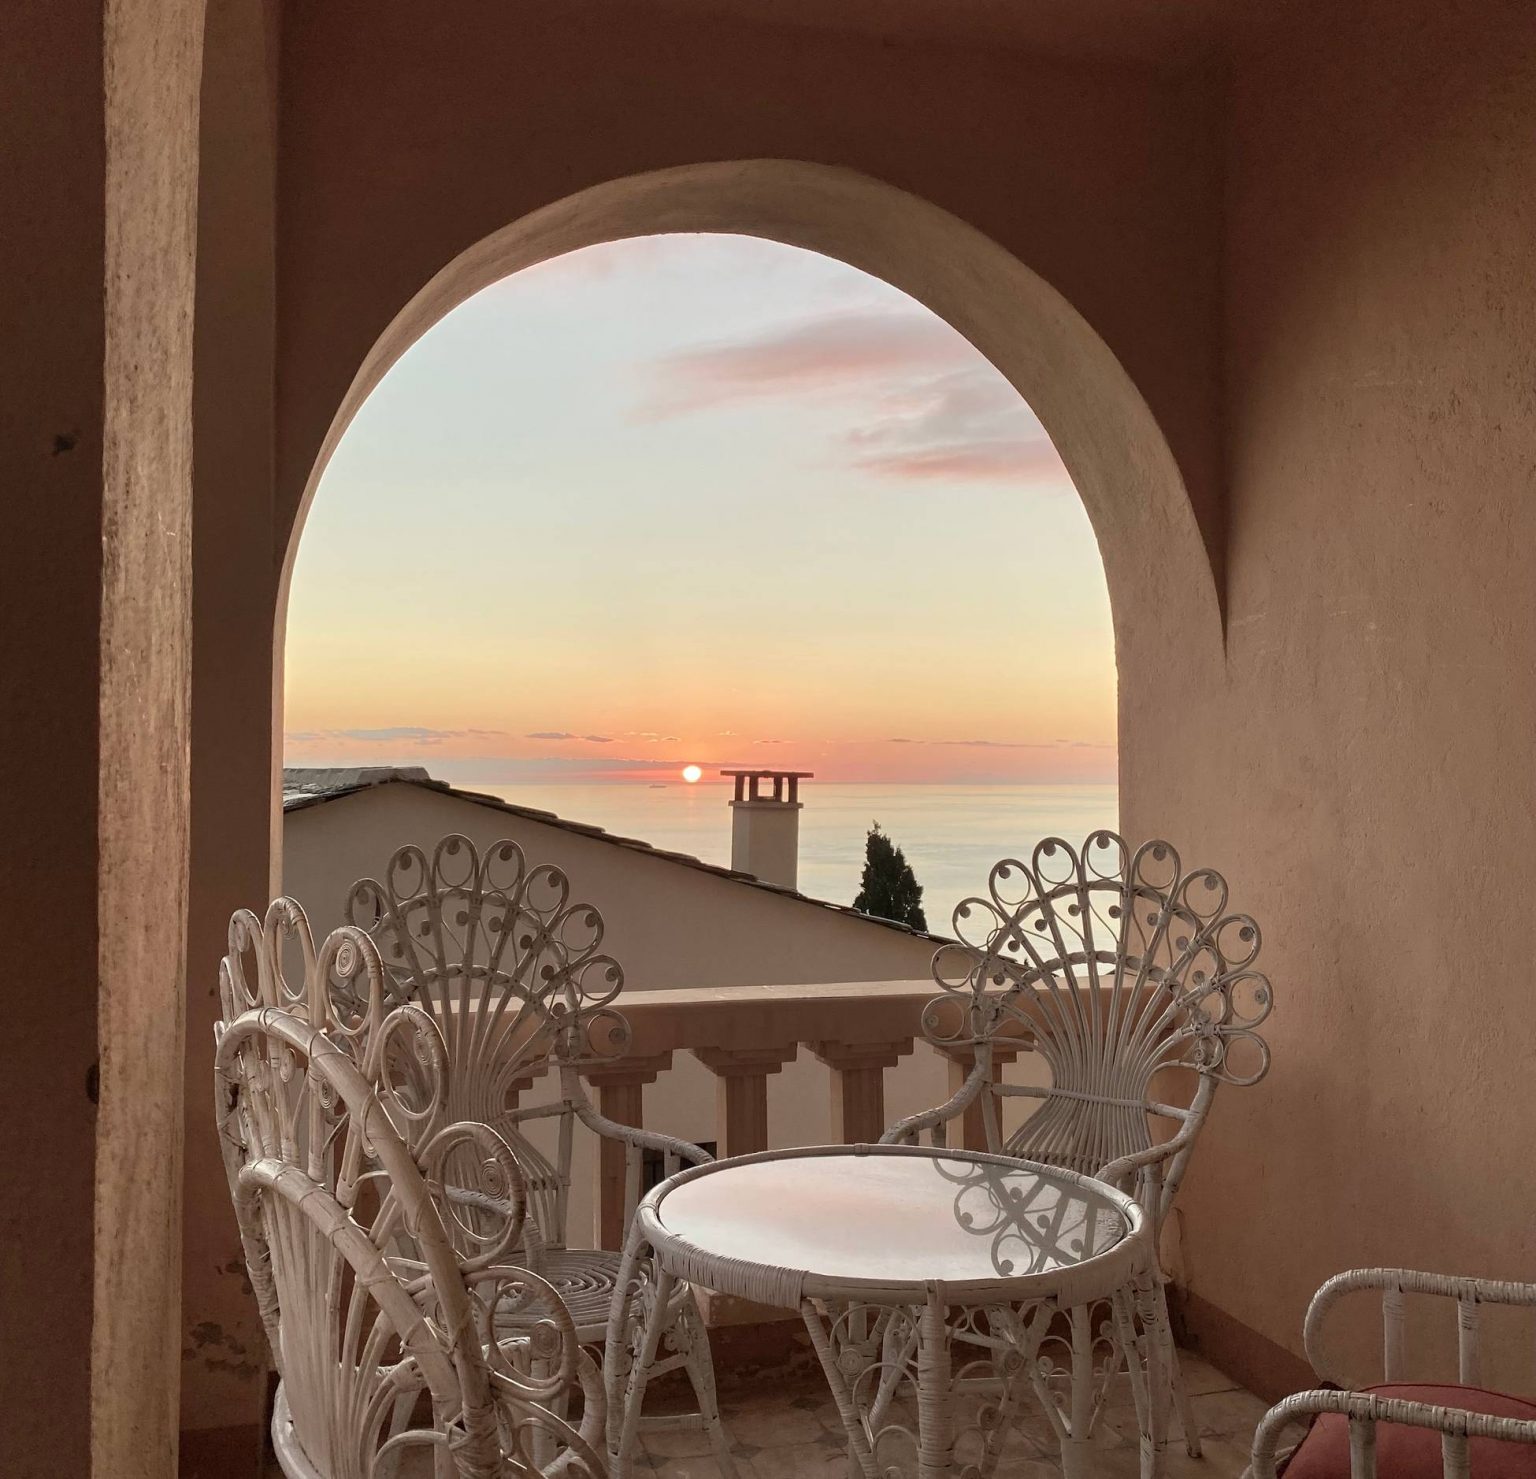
[1305, 1268, 1536, 1385]
[879, 1052, 990, 1145]
[1250, 1386, 1536, 1479]
[1099, 1117, 1200, 1189]
[567, 1085, 712, 1166]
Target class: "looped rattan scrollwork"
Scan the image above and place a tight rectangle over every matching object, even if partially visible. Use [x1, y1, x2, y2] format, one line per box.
[345, 834, 629, 1088]
[930, 1155, 1126, 1279]
[417, 1119, 530, 1272]
[344, 833, 643, 1256]
[220, 898, 453, 1158]
[924, 832, 1273, 1092]
[214, 909, 608, 1477]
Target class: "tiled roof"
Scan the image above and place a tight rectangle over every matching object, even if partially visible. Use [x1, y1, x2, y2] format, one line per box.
[281, 767, 952, 945]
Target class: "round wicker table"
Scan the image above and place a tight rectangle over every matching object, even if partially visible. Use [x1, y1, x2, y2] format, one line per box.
[604, 1143, 1170, 1479]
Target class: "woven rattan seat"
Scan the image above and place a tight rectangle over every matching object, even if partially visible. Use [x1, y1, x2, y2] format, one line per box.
[495, 1248, 646, 1339]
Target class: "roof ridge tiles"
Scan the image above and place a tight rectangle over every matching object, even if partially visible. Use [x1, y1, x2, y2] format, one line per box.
[280, 768, 952, 945]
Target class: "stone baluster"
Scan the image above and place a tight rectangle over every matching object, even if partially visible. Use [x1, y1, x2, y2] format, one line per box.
[809, 1038, 913, 1144]
[693, 1045, 798, 1158]
[583, 1050, 674, 1252]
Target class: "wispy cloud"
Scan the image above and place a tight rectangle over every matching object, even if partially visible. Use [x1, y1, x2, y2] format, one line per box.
[287, 726, 502, 746]
[422, 755, 723, 784]
[846, 370, 1062, 483]
[640, 311, 971, 418]
[525, 731, 613, 743]
[889, 737, 1112, 750]
[638, 309, 1064, 488]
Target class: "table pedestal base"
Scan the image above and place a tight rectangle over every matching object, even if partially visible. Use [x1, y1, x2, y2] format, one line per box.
[603, 1145, 1167, 1479]
[799, 1273, 1171, 1479]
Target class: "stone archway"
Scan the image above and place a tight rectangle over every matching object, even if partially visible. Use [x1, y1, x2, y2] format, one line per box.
[189, 157, 1226, 1457]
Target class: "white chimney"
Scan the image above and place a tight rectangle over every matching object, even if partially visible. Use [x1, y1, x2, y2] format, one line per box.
[721, 769, 812, 891]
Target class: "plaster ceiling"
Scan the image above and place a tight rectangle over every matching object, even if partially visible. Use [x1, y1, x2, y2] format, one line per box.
[636, 0, 1314, 66]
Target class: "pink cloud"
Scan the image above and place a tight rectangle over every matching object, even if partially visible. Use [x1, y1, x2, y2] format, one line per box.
[844, 367, 1063, 485]
[637, 309, 1069, 489]
[638, 310, 976, 419]
[855, 438, 1064, 484]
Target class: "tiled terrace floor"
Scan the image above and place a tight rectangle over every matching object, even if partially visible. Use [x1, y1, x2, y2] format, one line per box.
[261, 1350, 1288, 1477]
[627, 1351, 1281, 1478]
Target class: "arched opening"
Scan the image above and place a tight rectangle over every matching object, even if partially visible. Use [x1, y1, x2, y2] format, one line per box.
[275, 162, 1223, 885]
[177, 160, 1226, 1461]
[271, 166, 1225, 1259]
[284, 231, 1121, 929]
[279, 161, 1222, 696]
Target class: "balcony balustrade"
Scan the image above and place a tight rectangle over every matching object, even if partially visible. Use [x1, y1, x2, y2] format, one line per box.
[557, 979, 1035, 1264]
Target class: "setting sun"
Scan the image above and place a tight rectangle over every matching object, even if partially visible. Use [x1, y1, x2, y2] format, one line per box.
[681, 764, 703, 784]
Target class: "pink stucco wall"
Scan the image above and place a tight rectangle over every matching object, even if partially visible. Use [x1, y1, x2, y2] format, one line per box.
[199, 0, 1536, 1428]
[1169, 0, 1536, 1392]
[6, 3, 1534, 1473]
[255, 0, 1536, 1406]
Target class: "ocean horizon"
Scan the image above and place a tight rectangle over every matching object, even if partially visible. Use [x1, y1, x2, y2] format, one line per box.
[470, 780, 1119, 938]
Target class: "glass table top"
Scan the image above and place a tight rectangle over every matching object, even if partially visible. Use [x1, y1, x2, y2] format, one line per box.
[653, 1148, 1129, 1288]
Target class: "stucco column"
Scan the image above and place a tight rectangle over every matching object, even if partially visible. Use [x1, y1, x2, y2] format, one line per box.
[584, 1052, 674, 1251]
[810, 1038, 914, 1144]
[0, 6, 204, 1479]
[694, 1046, 798, 1158]
[0, 14, 111, 1475]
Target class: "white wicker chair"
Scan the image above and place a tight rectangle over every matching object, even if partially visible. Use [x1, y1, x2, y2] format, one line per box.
[343, 834, 736, 1473]
[881, 831, 1274, 1468]
[214, 898, 607, 1478]
[1251, 1269, 1536, 1478]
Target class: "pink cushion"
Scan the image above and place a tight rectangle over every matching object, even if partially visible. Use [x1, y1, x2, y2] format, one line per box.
[1282, 1384, 1536, 1479]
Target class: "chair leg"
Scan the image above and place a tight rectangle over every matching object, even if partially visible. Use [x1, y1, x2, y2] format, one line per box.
[1113, 1276, 1190, 1470]
[676, 1289, 741, 1479]
[1130, 1268, 1172, 1479]
[1060, 1304, 1096, 1479]
[612, 1266, 674, 1478]
[1171, 1343, 1203, 1458]
[528, 1354, 556, 1471]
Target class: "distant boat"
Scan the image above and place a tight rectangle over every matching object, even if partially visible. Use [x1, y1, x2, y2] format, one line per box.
[648, 783, 666, 789]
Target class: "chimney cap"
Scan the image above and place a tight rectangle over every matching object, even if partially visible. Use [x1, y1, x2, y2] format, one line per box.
[718, 769, 814, 780]
[721, 768, 814, 805]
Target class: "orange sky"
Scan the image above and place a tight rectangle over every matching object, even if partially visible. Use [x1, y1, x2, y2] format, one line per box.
[284, 236, 1116, 786]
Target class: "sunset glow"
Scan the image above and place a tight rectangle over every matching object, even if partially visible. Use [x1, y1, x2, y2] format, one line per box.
[283, 236, 1116, 786]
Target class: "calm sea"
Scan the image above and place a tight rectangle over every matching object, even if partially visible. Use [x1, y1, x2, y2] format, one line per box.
[472, 782, 1118, 937]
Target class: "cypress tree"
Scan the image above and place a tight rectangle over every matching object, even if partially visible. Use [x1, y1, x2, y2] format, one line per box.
[853, 822, 927, 931]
